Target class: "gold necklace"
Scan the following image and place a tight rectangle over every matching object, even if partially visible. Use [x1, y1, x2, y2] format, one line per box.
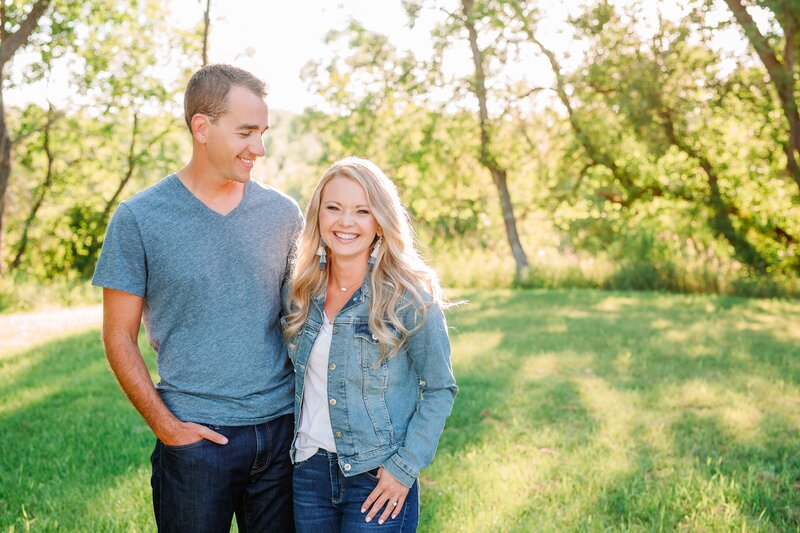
[331, 275, 363, 292]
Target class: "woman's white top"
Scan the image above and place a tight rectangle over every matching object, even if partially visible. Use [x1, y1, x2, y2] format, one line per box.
[294, 312, 337, 462]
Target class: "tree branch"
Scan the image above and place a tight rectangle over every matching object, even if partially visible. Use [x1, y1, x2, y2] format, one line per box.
[724, 0, 783, 76]
[10, 103, 57, 270]
[724, 0, 800, 190]
[0, 0, 51, 67]
[201, 0, 211, 66]
[1, 3, 8, 41]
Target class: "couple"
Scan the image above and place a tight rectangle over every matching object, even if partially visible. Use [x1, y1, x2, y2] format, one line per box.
[92, 64, 457, 533]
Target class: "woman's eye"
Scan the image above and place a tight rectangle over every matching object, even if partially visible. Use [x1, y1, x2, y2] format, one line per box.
[358, 209, 370, 215]
[326, 205, 339, 211]
[238, 132, 249, 137]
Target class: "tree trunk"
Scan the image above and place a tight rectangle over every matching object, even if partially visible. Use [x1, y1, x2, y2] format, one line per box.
[724, 0, 800, 192]
[86, 112, 175, 260]
[461, 0, 529, 283]
[80, 111, 140, 263]
[102, 112, 140, 221]
[0, 90, 10, 272]
[201, 0, 211, 66]
[0, 0, 52, 274]
[10, 105, 56, 270]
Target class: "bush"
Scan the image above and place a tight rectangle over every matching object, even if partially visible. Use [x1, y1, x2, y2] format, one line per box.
[430, 237, 799, 299]
[0, 275, 101, 313]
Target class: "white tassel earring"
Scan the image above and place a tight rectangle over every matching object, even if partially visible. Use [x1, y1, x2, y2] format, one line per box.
[316, 238, 327, 271]
[368, 234, 383, 270]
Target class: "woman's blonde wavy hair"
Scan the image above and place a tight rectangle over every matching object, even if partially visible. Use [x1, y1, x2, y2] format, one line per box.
[283, 157, 444, 359]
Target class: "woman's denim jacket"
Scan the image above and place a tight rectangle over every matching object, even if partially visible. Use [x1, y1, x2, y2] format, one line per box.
[284, 280, 458, 488]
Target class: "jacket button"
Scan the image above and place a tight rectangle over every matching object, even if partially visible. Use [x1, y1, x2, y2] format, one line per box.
[335, 431, 343, 438]
[419, 379, 426, 387]
[371, 333, 377, 340]
[332, 326, 339, 334]
[343, 463, 352, 471]
[329, 363, 336, 371]
[329, 398, 337, 406]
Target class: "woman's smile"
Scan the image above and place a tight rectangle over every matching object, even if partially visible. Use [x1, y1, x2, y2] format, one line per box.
[319, 176, 379, 262]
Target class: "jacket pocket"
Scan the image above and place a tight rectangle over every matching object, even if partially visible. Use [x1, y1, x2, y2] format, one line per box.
[354, 322, 394, 446]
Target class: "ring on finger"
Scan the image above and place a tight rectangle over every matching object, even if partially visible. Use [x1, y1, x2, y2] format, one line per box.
[389, 499, 398, 506]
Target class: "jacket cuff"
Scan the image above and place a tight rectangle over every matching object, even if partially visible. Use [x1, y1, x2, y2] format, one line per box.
[383, 454, 418, 488]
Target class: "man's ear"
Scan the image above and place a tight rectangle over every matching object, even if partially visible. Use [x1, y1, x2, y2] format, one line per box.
[191, 114, 210, 143]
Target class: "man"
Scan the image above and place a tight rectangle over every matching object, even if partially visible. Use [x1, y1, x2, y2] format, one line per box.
[92, 64, 302, 532]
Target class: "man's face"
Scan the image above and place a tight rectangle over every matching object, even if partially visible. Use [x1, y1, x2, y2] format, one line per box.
[204, 85, 269, 183]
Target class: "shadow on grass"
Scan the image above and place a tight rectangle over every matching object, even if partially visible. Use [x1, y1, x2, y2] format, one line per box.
[457, 289, 800, 390]
[582, 418, 800, 532]
[421, 290, 601, 529]
[425, 289, 800, 530]
[669, 411, 800, 528]
[0, 328, 156, 530]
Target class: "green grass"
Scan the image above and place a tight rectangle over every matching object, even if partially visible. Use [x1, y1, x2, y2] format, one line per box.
[2, 289, 800, 531]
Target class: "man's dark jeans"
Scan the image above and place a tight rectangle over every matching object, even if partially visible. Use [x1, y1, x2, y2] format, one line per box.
[151, 414, 294, 533]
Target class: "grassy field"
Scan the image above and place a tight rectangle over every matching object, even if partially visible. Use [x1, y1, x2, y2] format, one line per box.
[1, 289, 799, 531]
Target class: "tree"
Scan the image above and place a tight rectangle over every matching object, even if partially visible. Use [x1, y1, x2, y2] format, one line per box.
[509, 1, 664, 208]
[722, 0, 800, 193]
[62, 0, 185, 275]
[300, 21, 493, 243]
[199, 0, 211, 66]
[3, 0, 188, 276]
[398, 0, 534, 281]
[557, 0, 797, 272]
[459, 0, 529, 282]
[0, 0, 52, 272]
[9, 103, 57, 270]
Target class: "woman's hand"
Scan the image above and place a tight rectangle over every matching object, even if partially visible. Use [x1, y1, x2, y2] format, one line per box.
[361, 467, 411, 525]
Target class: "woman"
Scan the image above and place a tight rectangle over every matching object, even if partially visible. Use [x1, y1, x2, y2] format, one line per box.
[283, 157, 458, 531]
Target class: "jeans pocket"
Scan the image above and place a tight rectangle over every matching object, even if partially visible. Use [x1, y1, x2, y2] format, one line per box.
[293, 456, 310, 471]
[163, 438, 206, 451]
[362, 467, 380, 482]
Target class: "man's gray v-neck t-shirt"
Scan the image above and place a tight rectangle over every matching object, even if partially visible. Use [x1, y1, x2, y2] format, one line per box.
[92, 174, 304, 426]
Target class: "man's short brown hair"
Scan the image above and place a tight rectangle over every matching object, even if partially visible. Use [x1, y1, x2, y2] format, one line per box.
[183, 64, 268, 132]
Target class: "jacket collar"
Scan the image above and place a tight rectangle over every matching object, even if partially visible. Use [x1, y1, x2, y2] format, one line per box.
[311, 271, 372, 316]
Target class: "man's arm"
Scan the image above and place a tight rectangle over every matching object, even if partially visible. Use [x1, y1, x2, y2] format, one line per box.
[102, 288, 227, 446]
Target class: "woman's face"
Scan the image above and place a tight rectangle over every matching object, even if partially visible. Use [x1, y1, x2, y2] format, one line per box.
[318, 176, 379, 264]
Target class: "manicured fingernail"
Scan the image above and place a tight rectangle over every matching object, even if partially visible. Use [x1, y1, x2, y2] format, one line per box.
[361, 508, 366, 514]
[365, 517, 372, 523]
[392, 514, 397, 519]
[378, 520, 384, 525]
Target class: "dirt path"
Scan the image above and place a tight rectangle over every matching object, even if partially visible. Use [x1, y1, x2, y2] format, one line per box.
[0, 305, 103, 355]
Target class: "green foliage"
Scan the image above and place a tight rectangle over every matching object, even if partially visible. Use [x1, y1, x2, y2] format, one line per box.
[4, 105, 185, 278]
[298, 22, 495, 243]
[0, 274, 100, 312]
[604, 230, 680, 292]
[291, 0, 798, 296]
[3, 0, 188, 279]
[2, 0, 799, 298]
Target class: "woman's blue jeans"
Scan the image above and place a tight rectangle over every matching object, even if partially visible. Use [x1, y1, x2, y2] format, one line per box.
[293, 449, 419, 532]
[150, 414, 294, 532]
